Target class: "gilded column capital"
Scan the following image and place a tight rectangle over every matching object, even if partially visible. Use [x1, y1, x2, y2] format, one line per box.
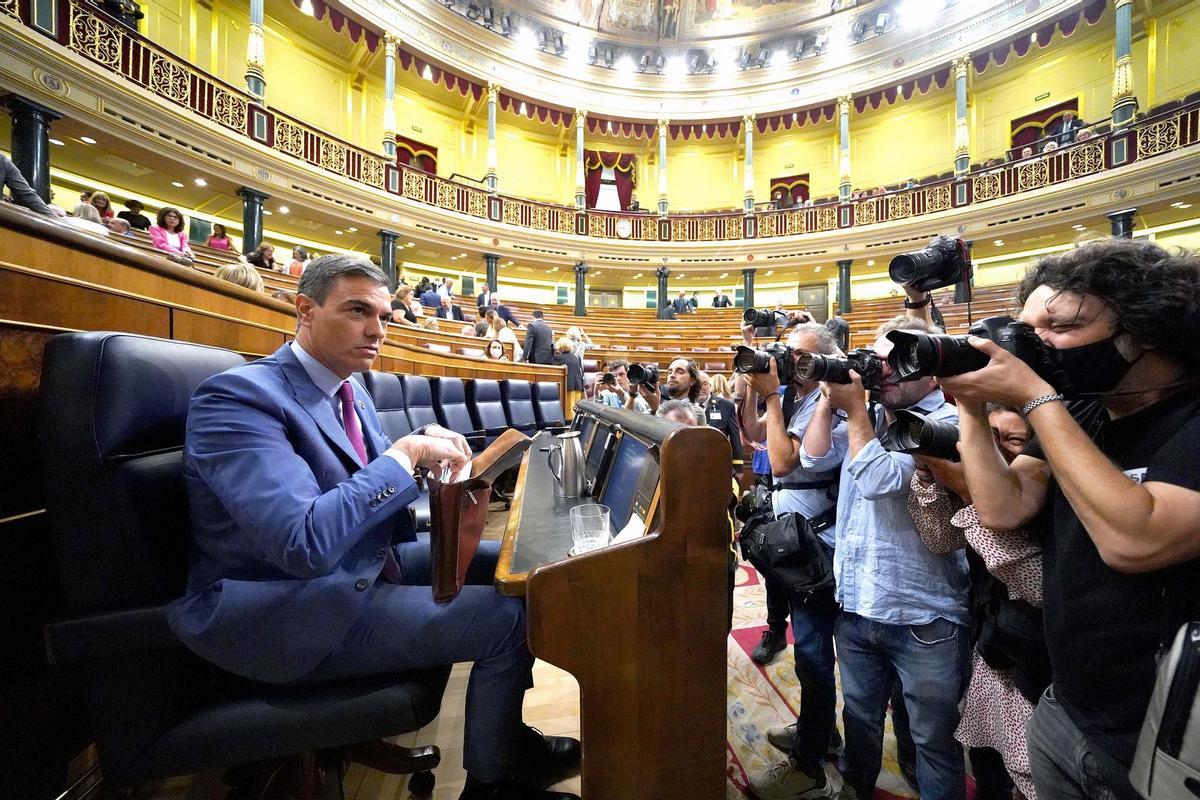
[836, 95, 852, 114]
[953, 55, 970, 81]
[657, 118, 670, 136]
[383, 30, 398, 49]
[574, 109, 588, 127]
[741, 113, 756, 127]
[1113, 0, 1133, 9]
[487, 82, 501, 103]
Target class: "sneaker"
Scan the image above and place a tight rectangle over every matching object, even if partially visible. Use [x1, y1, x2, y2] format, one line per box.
[751, 628, 788, 665]
[767, 722, 796, 752]
[748, 758, 832, 800]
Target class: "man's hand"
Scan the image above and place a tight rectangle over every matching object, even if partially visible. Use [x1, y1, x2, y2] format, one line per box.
[938, 337, 1055, 408]
[422, 423, 472, 461]
[388, 434, 470, 472]
[822, 371, 868, 414]
[740, 323, 756, 346]
[49, 206, 66, 218]
[914, 453, 970, 501]
[747, 357, 780, 397]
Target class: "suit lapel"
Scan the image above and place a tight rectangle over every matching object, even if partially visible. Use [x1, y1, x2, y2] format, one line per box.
[277, 345, 363, 469]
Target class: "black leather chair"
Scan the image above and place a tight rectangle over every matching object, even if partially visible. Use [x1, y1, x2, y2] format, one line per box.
[401, 375, 439, 431]
[38, 333, 449, 799]
[531, 382, 567, 429]
[431, 377, 484, 451]
[466, 379, 509, 446]
[500, 380, 538, 435]
[360, 370, 429, 533]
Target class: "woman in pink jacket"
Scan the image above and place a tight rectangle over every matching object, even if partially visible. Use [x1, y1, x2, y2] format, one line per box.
[149, 207, 193, 258]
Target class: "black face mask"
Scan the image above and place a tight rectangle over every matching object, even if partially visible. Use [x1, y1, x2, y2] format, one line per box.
[1051, 335, 1138, 396]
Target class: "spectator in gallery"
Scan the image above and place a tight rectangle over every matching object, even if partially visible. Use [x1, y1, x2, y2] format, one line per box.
[553, 337, 585, 411]
[72, 201, 104, 224]
[0, 153, 65, 217]
[80, 189, 93, 204]
[106, 217, 134, 237]
[1043, 140, 1059, 153]
[89, 191, 115, 220]
[207, 223, 236, 252]
[1050, 109, 1084, 145]
[771, 189, 785, 209]
[1020, 145, 1034, 159]
[287, 246, 309, 277]
[149, 207, 193, 259]
[117, 198, 151, 230]
[246, 243, 278, 271]
[215, 263, 265, 293]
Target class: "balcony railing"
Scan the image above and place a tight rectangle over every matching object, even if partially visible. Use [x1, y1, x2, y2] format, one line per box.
[16, 0, 1200, 245]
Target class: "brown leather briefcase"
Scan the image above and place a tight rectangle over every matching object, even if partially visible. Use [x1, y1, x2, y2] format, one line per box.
[426, 428, 533, 603]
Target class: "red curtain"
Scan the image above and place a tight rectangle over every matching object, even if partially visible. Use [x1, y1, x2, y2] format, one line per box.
[1009, 99, 1079, 152]
[396, 134, 438, 173]
[769, 174, 810, 205]
[584, 151, 636, 210]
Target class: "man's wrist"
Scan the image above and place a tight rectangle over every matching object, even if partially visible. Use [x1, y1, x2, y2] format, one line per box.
[383, 450, 414, 473]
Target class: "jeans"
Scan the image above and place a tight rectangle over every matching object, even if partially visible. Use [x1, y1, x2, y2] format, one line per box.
[302, 540, 535, 783]
[764, 568, 791, 634]
[786, 588, 840, 774]
[836, 612, 970, 800]
[1026, 687, 1141, 800]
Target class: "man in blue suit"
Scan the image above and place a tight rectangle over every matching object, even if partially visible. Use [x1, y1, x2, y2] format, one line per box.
[169, 255, 579, 800]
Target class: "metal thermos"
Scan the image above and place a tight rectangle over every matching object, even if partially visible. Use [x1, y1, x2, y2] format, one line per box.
[547, 431, 585, 498]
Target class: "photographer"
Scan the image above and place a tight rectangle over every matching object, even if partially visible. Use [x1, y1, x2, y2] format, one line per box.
[739, 323, 849, 800]
[595, 359, 650, 413]
[801, 315, 970, 800]
[939, 239, 1200, 800]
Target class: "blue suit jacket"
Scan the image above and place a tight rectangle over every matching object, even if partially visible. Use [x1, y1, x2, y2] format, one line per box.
[168, 344, 420, 683]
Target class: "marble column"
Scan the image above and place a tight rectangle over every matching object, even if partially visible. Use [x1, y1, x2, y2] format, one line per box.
[485, 83, 499, 190]
[953, 56, 971, 177]
[238, 187, 269, 253]
[657, 119, 669, 216]
[1107, 207, 1136, 238]
[378, 230, 399, 292]
[837, 96, 852, 202]
[742, 114, 756, 212]
[837, 260, 852, 314]
[245, 0, 266, 102]
[574, 261, 588, 317]
[953, 242, 973, 305]
[484, 253, 500, 293]
[1111, 0, 1138, 127]
[382, 32, 398, 159]
[2, 95, 61, 203]
[574, 109, 587, 209]
[656, 265, 670, 312]
[742, 268, 756, 310]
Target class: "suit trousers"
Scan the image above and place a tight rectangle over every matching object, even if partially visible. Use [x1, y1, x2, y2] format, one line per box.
[301, 540, 535, 783]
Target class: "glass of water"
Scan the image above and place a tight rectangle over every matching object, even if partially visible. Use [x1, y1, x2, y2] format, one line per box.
[570, 503, 610, 554]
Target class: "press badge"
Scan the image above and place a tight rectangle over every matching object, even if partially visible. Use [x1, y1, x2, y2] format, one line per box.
[1124, 467, 1147, 485]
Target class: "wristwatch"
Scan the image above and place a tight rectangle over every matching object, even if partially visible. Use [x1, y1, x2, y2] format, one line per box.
[903, 292, 932, 309]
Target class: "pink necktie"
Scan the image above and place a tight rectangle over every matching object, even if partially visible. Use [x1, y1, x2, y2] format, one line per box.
[338, 382, 401, 583]
[337, 381, 369, 467]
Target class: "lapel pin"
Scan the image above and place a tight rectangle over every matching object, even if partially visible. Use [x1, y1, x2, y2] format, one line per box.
[358, 400, 365, 409]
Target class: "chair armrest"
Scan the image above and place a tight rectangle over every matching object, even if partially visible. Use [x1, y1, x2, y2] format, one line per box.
[45, 606, 177, 665]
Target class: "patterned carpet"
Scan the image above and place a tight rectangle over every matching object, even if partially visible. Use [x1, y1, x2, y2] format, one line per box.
[726, 560, 929, 800]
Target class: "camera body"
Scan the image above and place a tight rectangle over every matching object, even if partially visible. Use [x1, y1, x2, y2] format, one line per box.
[742, 307, 782, 329]
[888, 235, 972, 293]
[885, 315, 1069, 392]
[879, 409, 961, 461]
[732, 343, 796, 384]
[626, 363, 660, 387]
[600, 372, 616, 385]
[795, 348, 885, 389]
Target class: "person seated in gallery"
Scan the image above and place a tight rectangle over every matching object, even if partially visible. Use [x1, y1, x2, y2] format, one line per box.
[149, 207, 194, 260]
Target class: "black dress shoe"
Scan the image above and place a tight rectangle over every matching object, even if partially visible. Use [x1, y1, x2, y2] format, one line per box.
[459, 775, 580, 800]
[514, 725, 582, 781]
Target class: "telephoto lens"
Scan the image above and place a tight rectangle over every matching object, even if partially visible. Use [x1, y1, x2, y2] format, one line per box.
[600, 372, 616, 384]
[732, 345, 773, 374]
[885, 331, 989, 381]
[888, 235, 971, 293]
[742, 307, 778, 329]
[879, 409, 961, 461]
[626, 363, 659, 386]
[796, 352, 853, 383]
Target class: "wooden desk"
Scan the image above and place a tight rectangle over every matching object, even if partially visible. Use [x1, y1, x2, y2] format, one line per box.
[497, 403, 730, 799]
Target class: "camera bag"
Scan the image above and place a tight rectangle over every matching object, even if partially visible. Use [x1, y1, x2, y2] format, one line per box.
[1130, 622, 1200, 799]
[738, 505, 836, 599]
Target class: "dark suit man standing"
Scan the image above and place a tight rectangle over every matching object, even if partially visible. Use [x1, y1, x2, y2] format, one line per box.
[169, 256, 579, 800]
[477, 283, 494, 314]
[687, 292, 699, 310]
[825, 310, 851, 352]
[0, 154, 65, 217]
[698, 372, 743, 472]
[713, 291, 733, 308]
[522, 310, 555, 365]
[671, 291, 690, 316]
[436, 296, 466, 321]
[1050, 110, 1084, 146]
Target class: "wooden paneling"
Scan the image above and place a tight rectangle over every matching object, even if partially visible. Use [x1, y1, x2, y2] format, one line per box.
[171, 309, 289, 357]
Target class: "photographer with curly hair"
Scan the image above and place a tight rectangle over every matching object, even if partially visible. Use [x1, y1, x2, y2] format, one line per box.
[941, 238, 1200, 800]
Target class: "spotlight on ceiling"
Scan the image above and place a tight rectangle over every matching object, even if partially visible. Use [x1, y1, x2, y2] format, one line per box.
[851, 19, 869, 41]
[536, 28, 550, 50]
[737, 49, 752, 69]
[465, 3, 480, 21]
[813, 32, 828, 54]
[686, 53, 700, 73]
[498, 13, 512, 34]
[755, 47, 770, 67]
[587, 43, 599, 64]
[874, 12, 890, 34]
[603, 47, 615, 68]
[792, 38, 810, 60]
[638, 53, 651, 72]
[482, 5, 493, 27]
[654, 53, 665, 73]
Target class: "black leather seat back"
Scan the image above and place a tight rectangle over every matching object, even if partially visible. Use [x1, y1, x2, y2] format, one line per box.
[431, 378, 476, 442]
[38, 332, 245, 616]
[400, 375, 438, 430]
[500, 380, 537, 434]
[532, 382, 566, 429]
[467, 380, 508, 444]
[360, 370, 413, 439]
